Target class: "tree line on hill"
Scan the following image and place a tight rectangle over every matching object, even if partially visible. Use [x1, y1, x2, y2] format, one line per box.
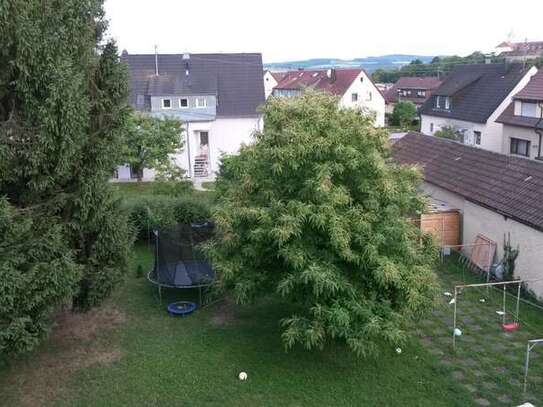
[372, 51, 543, 83]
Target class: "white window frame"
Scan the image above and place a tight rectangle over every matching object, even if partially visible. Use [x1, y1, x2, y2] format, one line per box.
[351, 93, 358, 102]
[445, 97, 450, 110]
[521, 102, 538, 118]
[195, 97, 207, 108]
[179, 98, 189, 109]
[436, 96, 441, 108]
[474, 131, 482, 145]
[161, 98, 172, 109]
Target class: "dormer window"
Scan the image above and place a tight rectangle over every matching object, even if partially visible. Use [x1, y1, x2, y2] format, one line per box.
[195, 97, 207, 108]
[436, 96, 451, 110]
[179, 98, 188, 108]
[161, 98, 172, 109]
[521, 102, 538, 118]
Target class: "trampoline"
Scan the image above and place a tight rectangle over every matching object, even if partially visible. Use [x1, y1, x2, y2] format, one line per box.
[148, 222, 215, 305]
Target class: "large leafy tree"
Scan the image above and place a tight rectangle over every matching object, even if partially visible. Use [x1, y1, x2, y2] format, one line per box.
[209, 92, 438, 357]
[391, 101, 418, 128]
[0, 0, 133, 354]
[121, 112, 183, 181]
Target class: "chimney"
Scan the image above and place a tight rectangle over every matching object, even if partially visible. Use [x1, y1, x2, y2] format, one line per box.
[326, 68, 336, 82]
[182, 52, 190, 76]
[154, 45, 159, 76]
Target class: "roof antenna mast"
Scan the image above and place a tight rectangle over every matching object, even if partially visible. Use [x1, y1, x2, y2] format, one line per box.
[154, 44, 159, 76]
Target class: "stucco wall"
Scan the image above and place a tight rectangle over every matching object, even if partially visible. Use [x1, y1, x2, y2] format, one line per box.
[421, 182, 543, 298]
[502, 124, 541, 159]
[263, 71, 278, 99]
[339, 71, 385, 127]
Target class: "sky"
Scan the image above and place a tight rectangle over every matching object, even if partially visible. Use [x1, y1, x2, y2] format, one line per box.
[104, 0, 543, 63]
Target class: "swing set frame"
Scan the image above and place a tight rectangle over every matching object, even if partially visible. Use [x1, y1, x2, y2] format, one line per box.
[452, 279, 522, 349]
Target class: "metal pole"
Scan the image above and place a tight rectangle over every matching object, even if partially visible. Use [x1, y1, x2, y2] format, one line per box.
[502, 285, 507, 325]
[524, 342, 531, 393]
[453, 286, 458, 350]
[515, 283, 521, 323]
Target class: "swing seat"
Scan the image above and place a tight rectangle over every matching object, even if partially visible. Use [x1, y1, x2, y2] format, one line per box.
[501, 322, 520, 332]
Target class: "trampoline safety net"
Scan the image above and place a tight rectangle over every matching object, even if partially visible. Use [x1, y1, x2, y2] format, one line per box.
[150, 222, 215, 288]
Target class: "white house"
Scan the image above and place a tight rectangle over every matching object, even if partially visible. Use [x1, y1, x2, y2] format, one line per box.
[496, 71, 543, 159]
[495, 40, 543, 63]
[393, 132, 543, 299]
[263, 70, 285, 99]
[115, 51, 265, 181]
[272, 68, 386, 127]
[420, 63, 537, 154]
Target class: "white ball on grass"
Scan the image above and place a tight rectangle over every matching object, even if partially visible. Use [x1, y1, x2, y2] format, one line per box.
[238, 372, 248, 381]
[453, 328, 462, 337]
[396, 347, 402, 354]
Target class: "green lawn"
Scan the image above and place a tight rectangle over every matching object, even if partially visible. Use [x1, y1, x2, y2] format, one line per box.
[2, 183, 542, 406]
[1, 244, 477, 407]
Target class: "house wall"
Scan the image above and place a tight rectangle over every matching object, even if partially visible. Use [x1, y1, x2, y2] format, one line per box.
[421, 182, 543, 298]
[150, 95, 217, 121]
[263, 71, 278, 99]
[502, 124, 541, 159]
[339, 70, 385, 127]
[420, 67, 538, 154]
[115, 116, 262, 181]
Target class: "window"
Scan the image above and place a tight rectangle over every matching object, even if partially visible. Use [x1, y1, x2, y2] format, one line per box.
[474, 131, 481, 145]
[444, 97, 450, 110]
[351, 93, 358, 102]
[195, 97, 207, 108]
[161, 98, 172, 109]
[521, 102, 538, 118]
[179, 98, 188, 108]
[366, 91, 372, 101]
[430, 123, 434, 133]
[436, 96, 450, 110]
[417, 90, 426, 97]
[510, 137, 530, 157]
[435, 96, 441, 108]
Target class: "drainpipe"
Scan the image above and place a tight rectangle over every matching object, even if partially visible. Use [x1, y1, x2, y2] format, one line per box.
[185, 121, 192, 178]
[536, 102, 543, 160]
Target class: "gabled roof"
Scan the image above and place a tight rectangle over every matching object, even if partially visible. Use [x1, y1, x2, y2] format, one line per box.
[498, 41, 543, 57]
[392, 132, 543, 231]
[384, 76, 441, 104]
[496, 70, 543, 129]
[270, 71, 287, 82]
[274, 69, 363, 96]
[122, 52, 265, 117]
[420, 63, 530, 124]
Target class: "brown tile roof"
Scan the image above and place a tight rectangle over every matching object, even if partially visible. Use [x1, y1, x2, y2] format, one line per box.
[515, 70, 543, 101]
[384, 77, 442, 104]
[274, 69, 362, 96]
[496, 103, 543, 130]
[500, 41, 543, 57]
[392, 132, 543, 231]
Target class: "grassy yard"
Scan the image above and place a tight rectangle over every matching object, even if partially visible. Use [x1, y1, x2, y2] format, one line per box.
[1, 183, 541, 405]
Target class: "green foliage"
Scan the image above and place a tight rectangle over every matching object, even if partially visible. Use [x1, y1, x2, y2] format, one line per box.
[0, 0, 133, 352]
[502, 233, 519, 281]
[121, 112, 184, 181]
[135, 264, 144, 278]
[208, 92, 438, 357]
[434, 126, 463, 141]
[391, 101, 418, 128]
[123, 194, 212, 239]
[0, 199, 81, 354]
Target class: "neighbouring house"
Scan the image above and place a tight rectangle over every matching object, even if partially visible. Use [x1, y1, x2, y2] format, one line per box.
[263, 70, 286, 99]
[115, 51, 265, 181]
[495, 40, 543, 63]
[393, 132, 543, 298]
[272, 68, 385, 127]
[496, 71, 543, 160]
[420, 63, 537, 153]
[384, 76, 442, 114]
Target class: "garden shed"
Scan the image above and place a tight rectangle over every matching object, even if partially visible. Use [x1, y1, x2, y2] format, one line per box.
[419, 198, 461, 247]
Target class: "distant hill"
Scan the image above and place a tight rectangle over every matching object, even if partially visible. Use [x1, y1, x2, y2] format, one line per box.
[264, 54, 435, 72]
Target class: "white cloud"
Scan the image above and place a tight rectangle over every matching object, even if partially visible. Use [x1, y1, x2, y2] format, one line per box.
[104, 0, 543, 62]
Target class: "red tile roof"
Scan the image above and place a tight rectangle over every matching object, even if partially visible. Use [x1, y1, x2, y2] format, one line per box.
[274, 68, 363, 96]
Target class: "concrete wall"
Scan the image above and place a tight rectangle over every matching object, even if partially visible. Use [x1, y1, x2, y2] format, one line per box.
[339, 70, 385, 127]
[421, 182, 543, 298]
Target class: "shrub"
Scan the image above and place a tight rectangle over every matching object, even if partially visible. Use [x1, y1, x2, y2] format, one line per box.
[123, 194, 213, 239]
